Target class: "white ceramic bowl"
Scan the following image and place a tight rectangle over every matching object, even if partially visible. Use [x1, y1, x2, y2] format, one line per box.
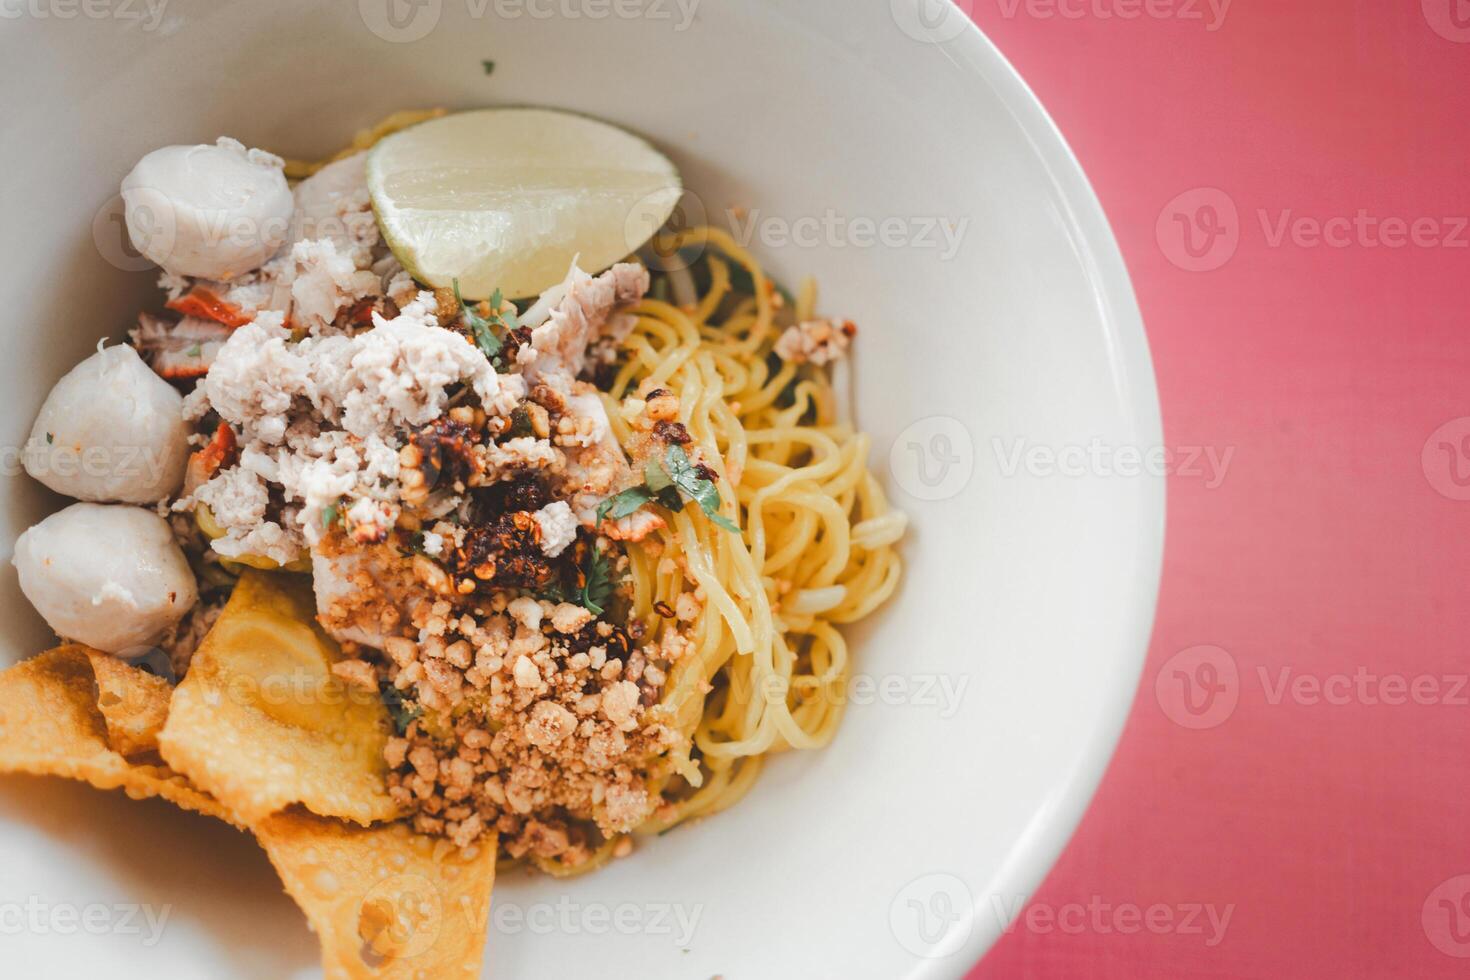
[0, 2, 1162, 977]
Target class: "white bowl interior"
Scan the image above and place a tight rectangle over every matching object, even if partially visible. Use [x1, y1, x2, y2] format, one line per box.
[0, 2, 1162, 977]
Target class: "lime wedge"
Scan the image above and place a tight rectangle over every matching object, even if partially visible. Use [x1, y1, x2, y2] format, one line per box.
[366, 107, 682, 300]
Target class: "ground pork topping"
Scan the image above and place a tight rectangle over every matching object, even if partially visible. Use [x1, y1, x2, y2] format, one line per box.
[329, 295, 519, 434]
[774, 317, 856, 365]
[532, 500, 578, 557]
[517, 261, 650, 390]
[179, 291, 519, 557]
[288, 238, 380, 333]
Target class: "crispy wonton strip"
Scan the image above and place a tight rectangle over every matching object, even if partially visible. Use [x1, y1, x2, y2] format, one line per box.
[0, 644, 494, 979]
[0, 646, 237, 826]
[159, 571, 398, 826]
[86, 648, 173, 757]
[256, 809, 497, 980]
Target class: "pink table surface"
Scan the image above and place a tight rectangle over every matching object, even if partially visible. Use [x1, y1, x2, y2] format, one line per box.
[960, 1, 1470, 977]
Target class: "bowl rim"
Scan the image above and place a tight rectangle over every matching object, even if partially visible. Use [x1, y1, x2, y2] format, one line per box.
[925, 11, 1165, 978]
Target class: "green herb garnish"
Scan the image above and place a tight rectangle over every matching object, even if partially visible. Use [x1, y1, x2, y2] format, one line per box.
[487, 288, 516, 325]
[594, 446, 738, 532]
[185, 343, 203, 358]
[505, 404, 537, 439]
[580, 546, 614, 616]
[644, 456, 675, 493]
[454, 279, 520, 362]
[321, 502, 341, 529]
[539, 544, 615, 615]
[660, 444, 740, 531]
[380, 686, 422, 736]
[596, 485, 655, 525]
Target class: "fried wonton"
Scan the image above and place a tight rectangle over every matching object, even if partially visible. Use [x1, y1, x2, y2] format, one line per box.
[159, 571, 398, 826]
[256, 808, 497, 980]
[86, 647, 173, 757]
[0, 579, 496, 979]
[0, 645, 235, 825]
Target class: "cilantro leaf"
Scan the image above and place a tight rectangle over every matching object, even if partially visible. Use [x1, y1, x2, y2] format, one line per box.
[662, 443, 696, 483]
[454, 278, 504, 361]
[486, 287, 521, 330]
[537, 544, 616, 616]
[580, 547, 613, 616]
[592, 448, 739, 532]
[643, 457, 684, 509]
[703, 506, 741, 533]
[662, 445, 739, 532]
[596, 485, 654, 525]
[644, 456, 674, 493]
[593, 448, 739, 533]
[321, 502, 340, 529]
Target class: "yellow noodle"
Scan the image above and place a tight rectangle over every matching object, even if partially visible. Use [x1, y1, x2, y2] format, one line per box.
[614, 227, 905, 835]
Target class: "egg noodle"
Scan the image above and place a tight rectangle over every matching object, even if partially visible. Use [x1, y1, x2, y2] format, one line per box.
[290, 119, 904, 872]
[606, 226, 905, 859]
